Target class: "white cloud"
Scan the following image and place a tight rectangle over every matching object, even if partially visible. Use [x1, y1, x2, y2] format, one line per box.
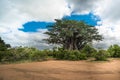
[1, 0, 120, 49]
[66, 0, 99, 14]
[0, 0, 71, 49]
[10, 0, 71, 21]
[1, 29, 51, 49]
[95, 0, 120, 22]
[94, 0, 120, 48]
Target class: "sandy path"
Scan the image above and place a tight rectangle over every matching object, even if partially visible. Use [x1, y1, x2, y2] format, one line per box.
[0, 59, 120, 80]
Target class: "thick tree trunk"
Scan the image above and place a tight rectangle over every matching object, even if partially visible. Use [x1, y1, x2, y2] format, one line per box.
[68, 37, 74, 50]
[73, 39, 78, 50]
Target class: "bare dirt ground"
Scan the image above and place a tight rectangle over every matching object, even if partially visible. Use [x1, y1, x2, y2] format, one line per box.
[0, 59, 120, 80]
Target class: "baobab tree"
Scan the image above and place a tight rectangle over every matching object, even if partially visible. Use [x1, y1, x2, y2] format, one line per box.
[44, 19, 102, 50]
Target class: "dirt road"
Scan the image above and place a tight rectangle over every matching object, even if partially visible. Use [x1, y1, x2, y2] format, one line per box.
[0, 59, 120, 80]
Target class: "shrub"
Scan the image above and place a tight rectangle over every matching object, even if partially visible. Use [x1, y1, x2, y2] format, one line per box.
[42, 49, 53, 56]
[0, 51, 4, 62]
[12, 47, 30, 61]
[78, 53, 87, 60]
[68, 50, 87, 60]
[67, 50, 79, 60]
[81, 45, 97, 57]
[0, 47, 49, 63]
[56, 50, 67, 59]
[0, 50, 15, 62]
[95, 50, 110, 61]
[0, 37, 11, 51]
[54, 49, 87, 60]
[108, 44, 120, 57]
[30, 50, 47, 61]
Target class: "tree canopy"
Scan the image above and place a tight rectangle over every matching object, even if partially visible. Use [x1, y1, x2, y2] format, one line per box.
[0, 37, 11, 51]
[44, 19, 103, 50]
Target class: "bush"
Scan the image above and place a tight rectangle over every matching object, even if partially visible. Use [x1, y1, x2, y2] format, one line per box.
[68, 50, 87, 60]
[0, 50, 15, 62]
[30, 50, 47, 61]
[81, 45, 97, 57]
[78, 53, 87, 60]
[95, 50, 110, 61]
[54, 49, 87, 60]
[108, 44, 120, 57]
[11, 47, 31, 61]
[55, 49, 67, 59]
[0, 51, 4, 62]
[66, 50, 79, 60]
[42, 49, 53, 56]
[0, 47, 49, 63]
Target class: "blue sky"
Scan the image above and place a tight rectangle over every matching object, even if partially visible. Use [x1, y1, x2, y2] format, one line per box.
[20, 12, 100, 32]
[19, 21, 53, 32]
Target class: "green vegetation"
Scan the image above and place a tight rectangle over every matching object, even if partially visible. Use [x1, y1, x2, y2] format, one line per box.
[45, 19, 102, 50]
[53, 48, 87, 60]
[0, 37, 10, 51]
[108, 44, 120, 57]
[0, 20, 120, 63]
[0, 47, 47, 63]
[81, 45, 97, 57]
[0, 44, 120, 63]
[95, 50, 110, 61]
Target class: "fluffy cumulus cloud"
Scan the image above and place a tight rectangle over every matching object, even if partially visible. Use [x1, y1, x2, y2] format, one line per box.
[1, 29, 51, 49]
[66, 0, 99, 14]
[94, 0, 120, 48]
[10, 0, 71, 21]
[1, 0, 120, 49]
[0, 0, 71, 49]
[95, 0, 120, 22]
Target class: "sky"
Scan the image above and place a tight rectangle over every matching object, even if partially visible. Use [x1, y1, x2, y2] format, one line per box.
[0, 0, 120, 49]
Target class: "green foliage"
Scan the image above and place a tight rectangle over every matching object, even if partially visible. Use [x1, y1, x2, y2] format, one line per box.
[29, 50, 47, 61]
[53, 48, 66, 59]
[108, 44, 120, 57]
[0, 37, 11, 62]
[95, 50, 110, 61]
[42, 49, 53, 57]
[68, 50, 87, 60]
[44, 19, 103, 50]
[0, 37, 11, 51]
[0, 47, 48, 63]
[1, 43, 120, 63]
[0, 50, 15, 62]
[53, 49, 87, 60]
[81, 45, 97, 57]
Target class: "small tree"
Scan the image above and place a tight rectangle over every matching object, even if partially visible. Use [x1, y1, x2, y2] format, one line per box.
[108, 44, 120, 57]
[0, 37, 11, 62]
[0, 37, 11, 51]
[95, 50, 110, 61]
